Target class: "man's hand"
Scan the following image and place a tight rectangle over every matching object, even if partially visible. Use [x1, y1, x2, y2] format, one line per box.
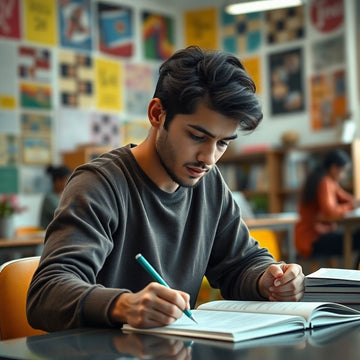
[258, 263, 305, 301]
[109, 282, 191, 328]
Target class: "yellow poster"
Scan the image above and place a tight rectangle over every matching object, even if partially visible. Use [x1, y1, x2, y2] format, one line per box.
[242, 57, 261, 94]
[0, 96, 16, 109]
[24, 0, 57, 45]
[96, 58, 122, 111]
[184, 8, 217, 49]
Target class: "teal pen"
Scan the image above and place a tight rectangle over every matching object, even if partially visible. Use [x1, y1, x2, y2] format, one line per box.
[135, 253, 198, 324]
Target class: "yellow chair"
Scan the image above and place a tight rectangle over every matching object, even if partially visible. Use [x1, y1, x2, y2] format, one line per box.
[249, 229, 281, 261]
[0, 256, 46, 340]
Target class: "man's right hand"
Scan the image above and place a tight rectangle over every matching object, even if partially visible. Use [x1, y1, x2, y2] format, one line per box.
[109, 282, 191, 328]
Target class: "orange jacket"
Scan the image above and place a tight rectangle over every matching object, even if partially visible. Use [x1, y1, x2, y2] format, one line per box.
[295, 175, 354, 258]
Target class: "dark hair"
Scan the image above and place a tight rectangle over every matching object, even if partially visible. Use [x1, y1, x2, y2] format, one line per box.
[301, 149, 351, 205]
[46, 165, 71, 182]
[153, 46, 263, 131]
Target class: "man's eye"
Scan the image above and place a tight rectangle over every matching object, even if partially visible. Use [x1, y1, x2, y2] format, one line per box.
[218, 141, 229, 148]
[190, 133, 204, 141]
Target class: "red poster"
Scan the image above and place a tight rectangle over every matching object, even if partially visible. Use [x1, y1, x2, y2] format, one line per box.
[0, 0, 21, 39]
[310, 0, 344, 33]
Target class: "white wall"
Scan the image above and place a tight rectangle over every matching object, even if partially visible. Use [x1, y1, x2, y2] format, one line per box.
[3, 0, 360, 227]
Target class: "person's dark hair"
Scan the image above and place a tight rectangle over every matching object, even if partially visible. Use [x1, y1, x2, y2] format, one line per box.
[46, 165, 71, 183]
[153, 46, 263, 131]
[301, 149, 351, 205]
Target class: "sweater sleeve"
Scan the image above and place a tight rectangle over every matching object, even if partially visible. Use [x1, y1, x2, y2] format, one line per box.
[318, 176, 354, 218]
[27, 168, 127, 332]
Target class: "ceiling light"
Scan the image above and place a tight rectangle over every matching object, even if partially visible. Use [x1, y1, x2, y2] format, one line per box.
[225, 0, 305, 15]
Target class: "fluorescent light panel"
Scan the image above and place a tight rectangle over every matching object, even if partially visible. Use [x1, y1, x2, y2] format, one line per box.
[225, 0, 304, 15]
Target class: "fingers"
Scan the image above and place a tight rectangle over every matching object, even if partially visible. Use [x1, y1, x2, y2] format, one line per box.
[268, 264, 305, 301]
[259, 263, 305, 301]
[115, 283, 191, 328]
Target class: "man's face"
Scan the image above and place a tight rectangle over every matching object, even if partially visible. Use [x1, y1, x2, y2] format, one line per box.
[155, 103, 238, 188]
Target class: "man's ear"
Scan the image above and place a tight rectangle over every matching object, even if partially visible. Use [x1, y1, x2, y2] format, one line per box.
[148, 98, 165, 128]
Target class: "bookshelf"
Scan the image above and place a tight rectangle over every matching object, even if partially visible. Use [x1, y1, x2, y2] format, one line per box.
[219, 139, 360, 214]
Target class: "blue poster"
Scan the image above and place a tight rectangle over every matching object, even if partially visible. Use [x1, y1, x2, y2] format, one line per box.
[58, 0, 92, 51]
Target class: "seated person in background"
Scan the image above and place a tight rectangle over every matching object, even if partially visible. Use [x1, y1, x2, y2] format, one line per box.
[40, 165, 72, 229]
[295, 149, 360, 264]
[28, 46, 304, 333]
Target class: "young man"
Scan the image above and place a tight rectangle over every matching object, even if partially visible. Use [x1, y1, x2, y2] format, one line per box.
[27, 46, 304, 332]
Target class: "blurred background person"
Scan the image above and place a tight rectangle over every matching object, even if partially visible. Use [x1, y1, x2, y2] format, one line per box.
[295, 149, 360, 268]
[40, 165, 72, 229]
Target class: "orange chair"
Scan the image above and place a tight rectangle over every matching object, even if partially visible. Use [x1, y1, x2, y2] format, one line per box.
[15, 226, 44, 236]
[249, 229, 281, 261]
[0, 256, 46, 340]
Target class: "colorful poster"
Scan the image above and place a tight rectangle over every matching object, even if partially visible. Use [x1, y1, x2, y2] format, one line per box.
[97, 2, 133, 57]
[0, 134, 18, 165]
[266, 7, 304, 44]
[24, 0, 57, 45]
[58, 0, 92, 51]
[125, 63, 155, 115]
[21, 136, 52, 164]
[0, 166, 18, 193]
[20, 82, 52, 109]
[242, 57, 261, 93]
[58, 50, 94, 108]
[18, 46, 52, 83]
[221, 10, 262, 54]
[21, 113, 52, 136]
[0, 42, 16, 109]
[310, 0, 344, 33]
[312, 35, 345, 71]
[268, 48, 305, 115]
[310, 69, 347, 130]
[0, 0, 21, 39]
[185, 8, 217, 49]
[91, 113, 121, 147]
[142, 12, 174, 60]
[95, 58, 122, 111]
[122, 120, 150, 145]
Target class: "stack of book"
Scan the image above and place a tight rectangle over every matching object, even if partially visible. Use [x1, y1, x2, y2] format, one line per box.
[303, 268, 360, 304]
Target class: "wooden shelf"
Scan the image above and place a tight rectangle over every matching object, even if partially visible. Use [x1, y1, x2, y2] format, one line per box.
[62, 145, 112, 170]
[218, 139, 360, 214]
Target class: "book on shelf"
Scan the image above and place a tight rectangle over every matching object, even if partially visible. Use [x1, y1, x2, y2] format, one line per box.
[303, 268, 360, 304]
[122, 300, 360, 343]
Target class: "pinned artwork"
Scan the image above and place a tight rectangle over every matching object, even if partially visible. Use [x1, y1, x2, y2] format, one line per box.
[0, 134, 18, 165]
[95, 57, 122, 111]
[59, 50, 94, 108]
[310, 69, 347, 131]
[91, 113, 121, 147]
[266, 7, 304, 44]
[221, 10, 262, 54]
[125, 63, 156, 116]
[185, 8, 218, 49]
[311, 35, 345, 71]
[21, 137, 52, 165]
[24, 0, 57, 46]
[18, 46, 52, 83]
[58, 0, 92, 51]
[142, 11, 174, 61]
[268, 47, 305, 115]
[97, 2, 133, 57]
[0, 0, 21, 39]
[20, 83, 52, 110]
[310, 0, 344, 33]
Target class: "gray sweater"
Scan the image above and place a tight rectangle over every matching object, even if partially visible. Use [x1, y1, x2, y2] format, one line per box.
[27, 145, 275, 332]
